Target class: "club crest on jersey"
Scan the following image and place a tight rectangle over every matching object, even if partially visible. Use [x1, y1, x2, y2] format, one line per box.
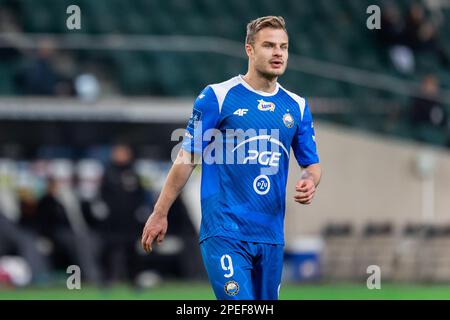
[257, 99, 276, 112]
[224, 280, 239, 296]
[283, 113, 294, 128]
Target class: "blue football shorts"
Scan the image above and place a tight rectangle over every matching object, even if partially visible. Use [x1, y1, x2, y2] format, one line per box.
[200, 236, 284, 300]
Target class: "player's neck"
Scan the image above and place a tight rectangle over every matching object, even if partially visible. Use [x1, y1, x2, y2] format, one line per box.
[242, 72, 278, 94]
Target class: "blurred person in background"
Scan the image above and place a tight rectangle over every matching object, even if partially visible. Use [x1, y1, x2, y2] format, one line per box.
[377, 2, 449, 73]
[0, 159, 50, 286]
[379, 3, 405, 46]
[378, 2, 415, 74]
[15, 38, 74, 96]
[77, 159, 107, 231]
[404, 3, 449, 66]
[99, 144, 146, 285]
[35, 177, 100, 284]
[0, 3, 22, 61]
[0, 8, 21, 63]
[410, 74, 447, 129]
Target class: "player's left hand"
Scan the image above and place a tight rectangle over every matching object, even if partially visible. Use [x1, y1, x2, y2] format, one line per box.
[294, 179, 316, 205]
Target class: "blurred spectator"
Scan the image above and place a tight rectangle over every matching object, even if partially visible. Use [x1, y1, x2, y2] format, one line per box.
[378, 3, 414, 74]
[379, 3, 406, 48]
[404, 3, 449, 66]
[410, 74, 447, 128]
[423, 0, 450, 26]
[77, 159, 107, 229]
[99, 144, 147, 285]
[16, 39, 58, 95]
[37, 178, 72, 235]
[0, 5, 22, 93]
[404, 3, 427, 48]
[0, 159, 50, 285]
[18, 188, 39, 231]
[378, 2, 449, 73]
[35, 178, 100, 284]
[15, 39, 75, 96]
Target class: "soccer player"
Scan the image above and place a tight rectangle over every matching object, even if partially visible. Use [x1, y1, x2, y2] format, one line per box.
[141, 16, 321, 300]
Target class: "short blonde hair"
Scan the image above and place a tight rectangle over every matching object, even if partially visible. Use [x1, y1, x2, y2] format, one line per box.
[245, 16, 287, 45]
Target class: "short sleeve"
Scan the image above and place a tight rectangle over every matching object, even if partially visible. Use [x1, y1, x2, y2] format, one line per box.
[181, 86, 220, 154]
[291, 99, 320, 167]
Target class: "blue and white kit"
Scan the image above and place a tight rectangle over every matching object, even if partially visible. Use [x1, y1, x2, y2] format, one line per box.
[182, 75, 319, 299]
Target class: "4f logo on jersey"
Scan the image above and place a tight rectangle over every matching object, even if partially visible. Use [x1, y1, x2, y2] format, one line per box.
[257, 99, 276, 112]
[233, 108, 248, 117]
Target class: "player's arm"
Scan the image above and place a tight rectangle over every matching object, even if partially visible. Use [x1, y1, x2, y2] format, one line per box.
[141, 149, 197, 252]
[141, 85, 219, 252]
[291, 99, 321, 205]
[294, 163, 321, 205]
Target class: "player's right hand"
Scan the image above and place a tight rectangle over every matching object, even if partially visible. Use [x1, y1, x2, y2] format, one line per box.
[141, 211, 168, 253]
[294, 178, 316, 205]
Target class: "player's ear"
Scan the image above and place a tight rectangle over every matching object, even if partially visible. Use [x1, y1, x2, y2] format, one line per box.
[245, 43, 253, 58]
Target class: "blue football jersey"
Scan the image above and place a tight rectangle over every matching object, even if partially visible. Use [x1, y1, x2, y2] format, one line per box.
[182, 75, 319, 245]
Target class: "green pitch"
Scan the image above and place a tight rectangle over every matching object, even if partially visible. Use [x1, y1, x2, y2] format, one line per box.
[1, 282, 450, 300]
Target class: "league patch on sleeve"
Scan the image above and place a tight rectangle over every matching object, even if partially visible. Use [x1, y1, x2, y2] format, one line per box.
[187, 108, 202, 130]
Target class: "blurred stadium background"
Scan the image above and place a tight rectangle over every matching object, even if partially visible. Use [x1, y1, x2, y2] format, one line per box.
[1, 0, 450, 299]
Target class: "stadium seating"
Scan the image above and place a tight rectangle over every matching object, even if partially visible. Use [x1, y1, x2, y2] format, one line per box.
[1, 0, 448, 95]
[393, 224, 426, 282]
[0, 0, 449, 146]
[321, 222, 450, 283]
[354, 222, 397, 281]
[418, 225, 450, 282]
[321, 222, 358, 281]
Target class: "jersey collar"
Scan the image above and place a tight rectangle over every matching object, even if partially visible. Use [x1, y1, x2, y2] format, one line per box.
[237, 74, 280, 97]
